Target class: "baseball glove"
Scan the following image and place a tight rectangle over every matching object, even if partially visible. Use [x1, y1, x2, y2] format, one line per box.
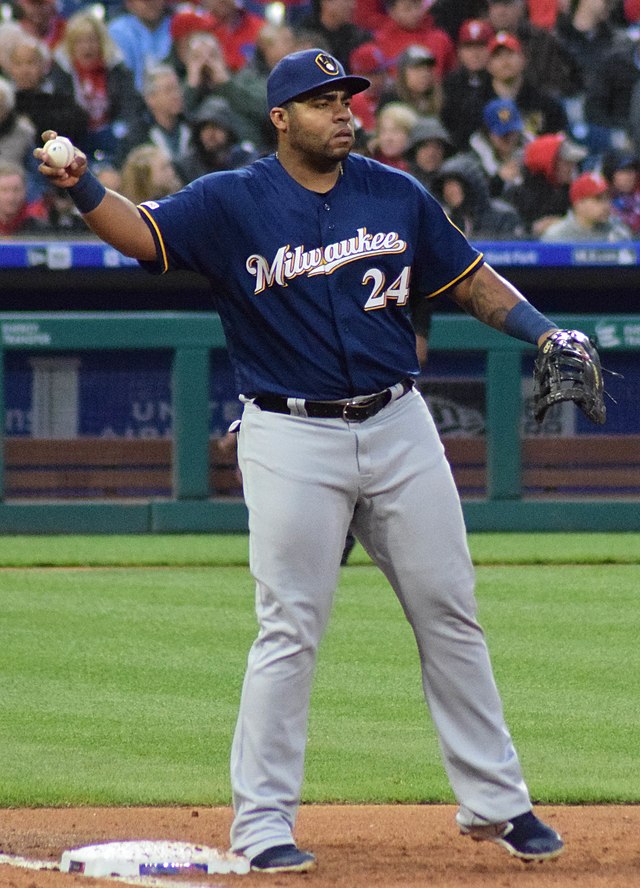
[533, 329, 606, 425]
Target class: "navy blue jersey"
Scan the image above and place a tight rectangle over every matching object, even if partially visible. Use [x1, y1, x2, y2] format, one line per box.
[137, 153, 483, 400]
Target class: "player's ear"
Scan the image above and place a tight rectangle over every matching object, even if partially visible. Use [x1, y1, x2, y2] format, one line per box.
[270, 107, 288, 132]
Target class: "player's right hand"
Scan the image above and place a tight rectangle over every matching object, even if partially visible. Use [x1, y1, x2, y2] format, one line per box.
[34, 130, 88, 189]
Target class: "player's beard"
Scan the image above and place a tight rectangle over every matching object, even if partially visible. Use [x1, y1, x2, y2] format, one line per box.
[287, 115, 354, 171]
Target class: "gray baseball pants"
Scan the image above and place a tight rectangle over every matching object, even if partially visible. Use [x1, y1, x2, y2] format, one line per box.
[230, 388, 531, 859]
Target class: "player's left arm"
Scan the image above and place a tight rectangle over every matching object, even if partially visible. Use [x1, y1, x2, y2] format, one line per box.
[447, 263, 556, 347]
[449, 261, 611, 426]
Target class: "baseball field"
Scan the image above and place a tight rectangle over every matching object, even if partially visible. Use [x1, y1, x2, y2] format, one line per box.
[1, 532, 639, 887]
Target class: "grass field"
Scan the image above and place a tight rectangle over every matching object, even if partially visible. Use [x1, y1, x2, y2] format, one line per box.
[1, 533, 639, 808]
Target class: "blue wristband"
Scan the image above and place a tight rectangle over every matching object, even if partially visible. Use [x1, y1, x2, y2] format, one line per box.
[67, 171, 106, 214]
[503, 301, 556, 345]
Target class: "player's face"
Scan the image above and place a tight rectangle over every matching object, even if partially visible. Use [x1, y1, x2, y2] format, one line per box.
[285, 90, 355, 165]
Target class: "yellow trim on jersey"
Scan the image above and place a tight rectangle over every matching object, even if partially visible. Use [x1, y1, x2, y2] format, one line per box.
[426, 252, 484, 299]
[138, 204, 169, 273]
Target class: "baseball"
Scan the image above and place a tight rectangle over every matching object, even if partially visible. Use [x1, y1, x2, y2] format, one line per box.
[43, 136, 75, 169]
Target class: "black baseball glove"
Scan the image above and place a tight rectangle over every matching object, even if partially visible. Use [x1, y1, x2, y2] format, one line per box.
[533, 329, 606, 425]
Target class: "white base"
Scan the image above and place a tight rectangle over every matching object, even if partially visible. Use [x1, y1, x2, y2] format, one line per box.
[60, 840, 250, 877]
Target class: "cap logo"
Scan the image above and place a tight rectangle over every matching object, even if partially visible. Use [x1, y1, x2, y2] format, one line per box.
[315, 52, 340, 76]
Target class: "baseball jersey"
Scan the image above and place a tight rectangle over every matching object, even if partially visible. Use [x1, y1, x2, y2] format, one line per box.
[137, 153, 483, 400]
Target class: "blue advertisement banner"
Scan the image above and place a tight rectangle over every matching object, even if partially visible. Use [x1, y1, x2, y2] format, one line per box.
[3, 349, 636, 439]
[1, 241, 639, 270]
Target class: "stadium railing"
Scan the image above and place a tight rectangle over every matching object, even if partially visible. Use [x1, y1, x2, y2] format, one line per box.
[0, 309, 638, 533]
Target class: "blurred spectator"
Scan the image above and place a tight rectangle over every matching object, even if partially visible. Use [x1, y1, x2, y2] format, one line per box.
[0, 74, 36, 167]
[374, 0, 457, 79]
[379, 45, 442, 117]
[585, 27, 640, 155]
[0, 158, 50, 234]
[541, 170, 634, 240]
[201, 0, 264, 71]
[0, 22, 28, 71]
[176, 95, 258, 182]
[553, 0, 622, 152]
[404, 114, 454, 189]
[510, 130, 587, 235]
[525, 0, 563, 29]
[369, 100, 417, 170]
[441, 18, 495, 151]
[299, 0, 372, 71]
[12, 0, 66, 49]
[431, 153, 526, 238]
[486, 31, 569, 137]
[108, 0, 173, 92]
[468, 97, 527, 198]
[119, 143, 183, 203]
[486, 0, 580, 99]
[94, 160, 122, 190]
[44, 186, 87, 232]
[179, 25, 292, 150]
[165, 7, 218, 82]
[555, 0, 620, 95]
[601, 148, 640, 235]
[349, 41, 391, 134]
[179, 30, 231, 109]
[226, 22, 298, 148]
[429, 0, 490, 41]
[352, 0, 387, 31]
[120, 64, 191, 165]
[625, 0, 640, 23]
[292, 23, 331, 48]
[50, 10, 145, 164]
[4, 33, 89, 148]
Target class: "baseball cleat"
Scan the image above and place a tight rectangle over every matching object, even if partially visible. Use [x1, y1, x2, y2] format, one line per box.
[461, 811, 564, 862]
[250, 844, 317, 873]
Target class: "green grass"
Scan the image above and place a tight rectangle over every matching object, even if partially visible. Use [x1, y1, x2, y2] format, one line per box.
[0, 531, 639, 567]
[0, 534, 639, 807]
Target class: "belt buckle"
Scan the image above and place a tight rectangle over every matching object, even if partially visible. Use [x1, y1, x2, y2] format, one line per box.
[342, 395, 378, 422]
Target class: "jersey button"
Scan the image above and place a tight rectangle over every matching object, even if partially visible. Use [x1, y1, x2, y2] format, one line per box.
[324, 203, 330, 211]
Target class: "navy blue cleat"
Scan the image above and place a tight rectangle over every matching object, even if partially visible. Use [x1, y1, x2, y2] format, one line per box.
[251, 844, 317, 873]
[462, 811, 564, 862]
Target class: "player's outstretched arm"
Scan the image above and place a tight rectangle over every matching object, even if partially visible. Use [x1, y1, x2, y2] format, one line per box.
[449, 263, 556, 346]
[35, 131, 156, 262]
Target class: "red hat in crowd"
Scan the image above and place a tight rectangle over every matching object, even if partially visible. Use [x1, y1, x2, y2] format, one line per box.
[458, 18, 494, 46]
[624, 0, 640, 23]
[569, 172, 609, 205]
[350, 42, 388, 75]
[170, 9, 216, 42]
[524, 133, 587, 185]
[487, 31, 523, 55]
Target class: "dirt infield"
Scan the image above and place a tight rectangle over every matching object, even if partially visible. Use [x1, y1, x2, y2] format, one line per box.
[1, 805, 638, 887]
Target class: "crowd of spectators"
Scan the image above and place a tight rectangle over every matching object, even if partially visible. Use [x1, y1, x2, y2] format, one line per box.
[0, 0, 640, 240]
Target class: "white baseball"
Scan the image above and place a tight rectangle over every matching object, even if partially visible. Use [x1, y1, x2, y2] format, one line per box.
[43, 136, 75, 169]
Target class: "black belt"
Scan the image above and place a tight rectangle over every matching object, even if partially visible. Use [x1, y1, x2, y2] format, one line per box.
[253, 378, 414, 423]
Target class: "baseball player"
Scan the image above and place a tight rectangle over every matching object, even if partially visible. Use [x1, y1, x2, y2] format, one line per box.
[37, 49, 569, 874]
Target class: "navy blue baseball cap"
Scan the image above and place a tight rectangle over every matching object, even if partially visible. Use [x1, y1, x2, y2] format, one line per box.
[483, 98, 523, 136]
[267, 49, 370, 109]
